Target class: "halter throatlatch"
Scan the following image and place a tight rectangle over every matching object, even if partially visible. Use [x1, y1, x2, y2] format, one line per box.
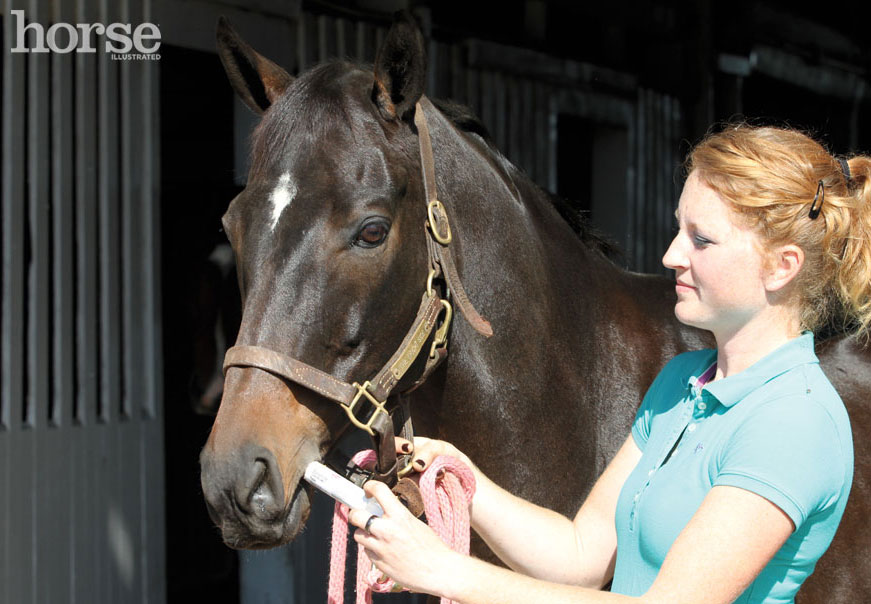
[222, 98, 492, 486]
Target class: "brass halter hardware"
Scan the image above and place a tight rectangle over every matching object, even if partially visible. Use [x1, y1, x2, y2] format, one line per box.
[426, 268, 438, 297]
[346, 381, 390, 436]
[430, 300, 453, 359]
[427, 199, 452, 245]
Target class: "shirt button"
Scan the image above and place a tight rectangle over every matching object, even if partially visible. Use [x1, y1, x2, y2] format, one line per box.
[634, 493, 640, 501]
[687, 424, 697, 432]
[698, 402, 707, 410]
[648, 469, 655, 476]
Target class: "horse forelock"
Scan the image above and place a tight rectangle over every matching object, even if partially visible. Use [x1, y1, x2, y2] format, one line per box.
[247, 62, 498, 179]
[248, 61, 372, 178]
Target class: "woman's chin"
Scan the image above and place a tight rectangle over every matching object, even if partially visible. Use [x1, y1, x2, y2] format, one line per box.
[673, 305, 709, 332]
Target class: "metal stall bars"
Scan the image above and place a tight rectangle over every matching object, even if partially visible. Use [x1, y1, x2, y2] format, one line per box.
[0, 1, 164, 602]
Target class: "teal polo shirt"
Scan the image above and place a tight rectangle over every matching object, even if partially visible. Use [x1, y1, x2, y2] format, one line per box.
[612, 333, 853, 602]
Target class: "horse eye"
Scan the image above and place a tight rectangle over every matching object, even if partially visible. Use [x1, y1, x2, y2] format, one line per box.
[355, 221, 390, 247]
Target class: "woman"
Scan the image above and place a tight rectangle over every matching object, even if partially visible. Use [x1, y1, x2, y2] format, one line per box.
[348, 125, 869, 603]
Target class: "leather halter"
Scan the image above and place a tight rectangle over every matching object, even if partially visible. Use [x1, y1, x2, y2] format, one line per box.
[222, 97, 492, 484]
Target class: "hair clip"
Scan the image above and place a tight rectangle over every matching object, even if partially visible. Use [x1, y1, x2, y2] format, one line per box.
[839, 158, 851, 183]
[809, 180, 824, 220]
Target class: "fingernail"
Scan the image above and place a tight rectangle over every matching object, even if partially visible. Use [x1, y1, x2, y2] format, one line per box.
[415, 459, 426, 469]
[401, 443, 412, 453]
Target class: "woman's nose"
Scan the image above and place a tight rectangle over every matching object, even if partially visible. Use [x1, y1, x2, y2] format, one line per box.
[662, 234, 686, 271]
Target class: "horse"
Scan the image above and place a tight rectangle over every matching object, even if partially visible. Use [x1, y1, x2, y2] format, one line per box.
[188, 242, 241, 416]
[198, 13, 871, 601]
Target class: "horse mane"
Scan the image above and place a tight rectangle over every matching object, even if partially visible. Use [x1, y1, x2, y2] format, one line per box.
[431, 97, 622, 262]
[430, 98, 494, 143]
[544, 191, 624, 262]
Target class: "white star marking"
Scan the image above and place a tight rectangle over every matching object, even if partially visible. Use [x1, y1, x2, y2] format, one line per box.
[269, 172, 297, 230]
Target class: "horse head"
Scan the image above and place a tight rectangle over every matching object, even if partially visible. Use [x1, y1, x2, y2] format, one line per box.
[200, 13, 444, 548]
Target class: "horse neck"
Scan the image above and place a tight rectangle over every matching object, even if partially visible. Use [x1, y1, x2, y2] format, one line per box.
[409, 110, 708, 483]
[425, 108, 617, 332]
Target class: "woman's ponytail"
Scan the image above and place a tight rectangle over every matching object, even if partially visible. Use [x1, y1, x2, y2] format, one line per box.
[834, 156, 871, 340]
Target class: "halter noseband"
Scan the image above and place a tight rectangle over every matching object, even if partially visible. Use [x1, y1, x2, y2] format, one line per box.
[222, 97, 492, 485]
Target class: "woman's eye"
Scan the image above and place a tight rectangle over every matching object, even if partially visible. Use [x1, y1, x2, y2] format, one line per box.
[693, 235, 712, 247]
[355, 221, 390, 247]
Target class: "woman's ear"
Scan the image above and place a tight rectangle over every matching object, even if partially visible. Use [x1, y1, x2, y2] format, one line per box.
[764, 244, 804, 292]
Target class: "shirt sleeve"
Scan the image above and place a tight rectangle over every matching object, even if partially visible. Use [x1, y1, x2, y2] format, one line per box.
[714, 397, 845, 529]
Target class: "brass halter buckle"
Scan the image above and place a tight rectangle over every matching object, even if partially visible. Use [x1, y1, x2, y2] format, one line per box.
[345, 381, 390, 436]
[426, 199, 452, 245]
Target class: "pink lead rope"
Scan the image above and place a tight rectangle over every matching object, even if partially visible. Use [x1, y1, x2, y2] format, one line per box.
[327, 450, 477, 604]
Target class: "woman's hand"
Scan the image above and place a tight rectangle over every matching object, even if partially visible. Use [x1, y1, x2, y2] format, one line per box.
[348, 480, 462, 597]
[345, 437, 477, 597]
[397, 436, 474, 475]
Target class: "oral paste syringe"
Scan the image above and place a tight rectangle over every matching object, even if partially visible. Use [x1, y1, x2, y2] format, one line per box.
[303, 461, 384, 517]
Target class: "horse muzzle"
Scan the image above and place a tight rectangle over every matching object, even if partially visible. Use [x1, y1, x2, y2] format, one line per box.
[200, 441, 315, 549]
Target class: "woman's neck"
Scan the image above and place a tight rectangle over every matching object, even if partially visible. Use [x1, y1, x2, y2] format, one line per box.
[712, 309, 802, 380]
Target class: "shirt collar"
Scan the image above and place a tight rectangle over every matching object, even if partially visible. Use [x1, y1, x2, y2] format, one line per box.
[693, 332, 818, 408]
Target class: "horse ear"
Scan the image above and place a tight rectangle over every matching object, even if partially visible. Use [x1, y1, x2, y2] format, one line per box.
[372, 11, 427, 121]
[216, 16, 294, 115]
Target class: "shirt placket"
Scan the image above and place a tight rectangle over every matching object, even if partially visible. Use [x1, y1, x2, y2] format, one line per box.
[687, 384, 711, 435]
[628, 385, 698, 531]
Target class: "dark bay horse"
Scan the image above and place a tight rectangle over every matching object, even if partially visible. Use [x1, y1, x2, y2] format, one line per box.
[188, 242, 241, 415]
[199, 14, 871, 601]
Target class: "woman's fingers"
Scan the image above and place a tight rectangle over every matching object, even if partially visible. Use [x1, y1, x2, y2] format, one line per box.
[364, 479, 408, 515]
[395, 436, 413, 455]
[395, 436, 441, 472]
[348, 480, 409, 534]
[408, 436, 463, 472]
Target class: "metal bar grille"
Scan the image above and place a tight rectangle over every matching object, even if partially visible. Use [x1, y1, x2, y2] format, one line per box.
[0, 1, 165, 602]
[632, 88, 682, 274]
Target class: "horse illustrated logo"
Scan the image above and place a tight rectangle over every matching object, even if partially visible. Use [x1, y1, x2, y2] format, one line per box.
[8, 9, 161, 60]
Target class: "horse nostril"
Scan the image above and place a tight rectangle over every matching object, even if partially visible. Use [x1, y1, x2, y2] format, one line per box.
[251, 478, 273, 516]
[234, 451, 284, 520]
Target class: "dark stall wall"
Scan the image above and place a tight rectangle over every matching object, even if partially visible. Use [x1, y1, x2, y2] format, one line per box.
[159, 43, 241, 603]
[1, 1, 164, 603]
